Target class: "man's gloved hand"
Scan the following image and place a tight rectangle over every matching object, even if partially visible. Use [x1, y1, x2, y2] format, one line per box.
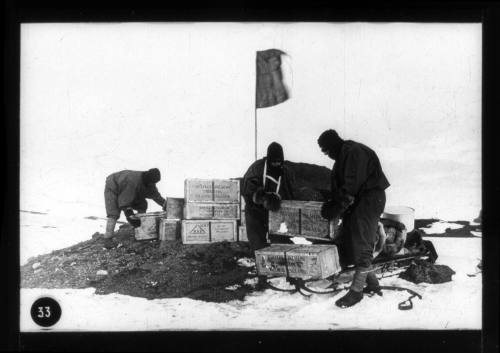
[321, 200, 337, 220]
[321, 192, 355, 220]
[162, 200, 167, 211]
[124, 208, 141, 228]
[252, 187, 266, 205]
[262, 192, 281, 211]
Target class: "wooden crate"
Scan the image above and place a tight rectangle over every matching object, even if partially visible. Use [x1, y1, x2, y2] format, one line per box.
[285, 245, 341, 279]
[268, 200, 336, 241]
[184, 179, 240, 203]
[158, 219, 181, 241]
[240, 197, 246, 225]
[181, 220, 237, 244]
[165, 197, 184, 219]
[254, 244, 341, 279]
[255, 244, 300, 277]
[134, 211, 166, 240]
[184, 202, 240, 220]
[238, 225, 248, 242]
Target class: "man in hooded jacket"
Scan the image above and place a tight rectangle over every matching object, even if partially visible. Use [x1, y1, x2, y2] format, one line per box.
[242, 142, 296, 252]
[103, 168, 166, 248]
[318, 129, 390, 308]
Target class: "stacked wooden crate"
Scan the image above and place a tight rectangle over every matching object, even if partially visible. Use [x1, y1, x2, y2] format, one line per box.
[158, 197, 184, 242]
[181, 179, 240, 244]
[238, 195, 248, 242]
[134, 198, 185, 242]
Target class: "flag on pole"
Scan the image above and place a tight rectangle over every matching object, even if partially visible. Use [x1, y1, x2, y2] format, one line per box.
[255, 49, 289, 108]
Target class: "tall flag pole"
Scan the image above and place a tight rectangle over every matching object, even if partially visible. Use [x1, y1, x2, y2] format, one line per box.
[255, 49, 289, 160]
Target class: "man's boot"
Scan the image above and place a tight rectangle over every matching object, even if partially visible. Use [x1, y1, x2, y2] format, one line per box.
[255, 275, 268, 291]
[363, 271, 382, 296]
[335, 267, 368, 308]
[103, 217, 117, 249]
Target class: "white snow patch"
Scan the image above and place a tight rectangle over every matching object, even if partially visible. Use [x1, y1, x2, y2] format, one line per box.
[290, 237, 312, 245]
[224, 285, 241, 291]
[277, 222, 288, 233]
[237, 257, 255, 268]
[421, 221, 464, 234]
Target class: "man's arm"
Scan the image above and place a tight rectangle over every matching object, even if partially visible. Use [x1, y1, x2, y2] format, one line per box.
[242, 161, 265, 206]
[149, 185, 166, 209]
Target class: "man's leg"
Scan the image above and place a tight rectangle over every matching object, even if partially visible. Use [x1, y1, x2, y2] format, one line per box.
[245, 207, 269, 290]
[104, 188, 120, 239]
[245, 208, 269, 252]
[336, 190, 386, 308]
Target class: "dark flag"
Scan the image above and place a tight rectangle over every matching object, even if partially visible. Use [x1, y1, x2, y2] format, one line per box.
[256, 49, 289, 108]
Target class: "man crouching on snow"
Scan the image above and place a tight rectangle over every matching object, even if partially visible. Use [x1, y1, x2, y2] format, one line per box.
[318, 129, 390, 308]
[103, 168, 166, 249]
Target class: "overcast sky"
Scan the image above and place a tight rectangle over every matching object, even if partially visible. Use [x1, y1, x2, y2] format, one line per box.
[20, 22, 481, 219]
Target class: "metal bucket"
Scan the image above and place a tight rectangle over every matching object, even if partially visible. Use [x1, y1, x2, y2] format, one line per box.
[381, 206, 415, 232]
[134, 211, 166, 240]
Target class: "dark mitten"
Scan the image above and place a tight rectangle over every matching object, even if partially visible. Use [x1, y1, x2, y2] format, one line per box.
[252, 187, 266, 205]
[124, 208, 141, 228]
[337, 192, 355, 211]
[263, 193, 281, 211]
[320, 200, 336, 220]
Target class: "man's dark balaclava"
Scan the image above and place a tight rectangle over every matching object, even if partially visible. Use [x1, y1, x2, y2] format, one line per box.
[318, 129, 345, 160]
[143, 168, 161, 185]
[265, 142, 284, 188]
[267, 142, 284, 165]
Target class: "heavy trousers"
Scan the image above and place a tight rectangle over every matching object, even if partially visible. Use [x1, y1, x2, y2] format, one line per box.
[335, 189, 386, 269]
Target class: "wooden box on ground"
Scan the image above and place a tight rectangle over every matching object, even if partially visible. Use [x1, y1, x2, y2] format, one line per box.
[285, 245, 341, 279]
[159, 219, 181, 241]
[134, 211, 166, 240]
[255, 244, 299, 277]
[165, 197, 184, 219]
[185, 179, 240, 203]
[181, 220, 237, 244]
[184, 203, 240, 220]
[255, 244, 341, 280]
[268, 200, 336, 241]
[238, 225, 248, 242]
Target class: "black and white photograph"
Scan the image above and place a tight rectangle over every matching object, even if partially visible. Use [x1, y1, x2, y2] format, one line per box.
[13, 17, 487, 336]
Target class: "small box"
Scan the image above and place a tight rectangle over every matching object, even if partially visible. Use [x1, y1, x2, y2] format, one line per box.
[185, 179, 240, 203]
[165, 197, 184, 219]
[184, 202, 240, 220]
[255, 244, 300, 277]
[159, 219, 181, 241]
[268, 200, 336, 241]
[181, 220, 237, 244]
[134, 211, 166, 240]
[238, 225, 248, 242]
[285, 245, 341, 280]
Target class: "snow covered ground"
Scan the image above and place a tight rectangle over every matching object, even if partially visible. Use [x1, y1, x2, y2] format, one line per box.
[20, 234, 481, 331]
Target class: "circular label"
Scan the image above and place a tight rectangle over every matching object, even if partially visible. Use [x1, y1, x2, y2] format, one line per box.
[30, 297, 62, 327]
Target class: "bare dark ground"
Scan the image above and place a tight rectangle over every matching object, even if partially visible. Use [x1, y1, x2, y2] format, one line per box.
[21, 224, 256, 302]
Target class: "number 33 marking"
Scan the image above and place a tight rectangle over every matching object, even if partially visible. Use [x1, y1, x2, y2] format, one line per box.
[37, 306, 51, 318]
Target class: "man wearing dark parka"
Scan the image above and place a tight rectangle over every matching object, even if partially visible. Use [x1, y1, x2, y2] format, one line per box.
[318, 129, 390, 308]
[103, 168, 166, 248]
